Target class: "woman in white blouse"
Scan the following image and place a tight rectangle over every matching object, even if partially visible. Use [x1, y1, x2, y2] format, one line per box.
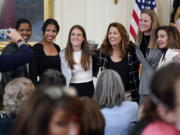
[60, 25, 94, 97]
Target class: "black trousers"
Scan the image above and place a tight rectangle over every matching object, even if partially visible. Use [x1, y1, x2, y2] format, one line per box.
[70, 81, 94, 98]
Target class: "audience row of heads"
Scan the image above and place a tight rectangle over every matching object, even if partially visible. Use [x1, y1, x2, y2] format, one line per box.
[2, 68, 130, 135]
[2, 69, 105, 135]
[3, 61, 180, 134]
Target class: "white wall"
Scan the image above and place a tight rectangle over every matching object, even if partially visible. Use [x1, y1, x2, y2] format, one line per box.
[54, 0, 173, 49]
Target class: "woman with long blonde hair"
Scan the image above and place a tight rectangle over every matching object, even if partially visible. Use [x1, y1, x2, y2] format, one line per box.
[135, 10, 162, 104]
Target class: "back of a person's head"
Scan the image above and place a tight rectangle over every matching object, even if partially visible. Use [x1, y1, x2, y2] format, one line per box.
[80, 97, 105, 135]
[40, 69, 66, 86]
[3, 77, 35, 115]
[13, 86, 82, 135]
[143, 63, 180, 121]
[94, 69, 125, 108]
[151, 63, 180, 109]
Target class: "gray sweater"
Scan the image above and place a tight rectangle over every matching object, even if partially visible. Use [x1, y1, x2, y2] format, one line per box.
[136, 47, 162, 95]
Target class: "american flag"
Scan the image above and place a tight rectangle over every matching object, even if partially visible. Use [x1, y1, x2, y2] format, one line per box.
[129, 0, 156, 42]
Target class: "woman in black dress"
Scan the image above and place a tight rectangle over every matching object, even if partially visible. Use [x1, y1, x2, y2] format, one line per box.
[30, 18, 61, 84]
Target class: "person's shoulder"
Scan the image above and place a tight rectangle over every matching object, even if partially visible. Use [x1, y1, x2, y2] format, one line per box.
[53, 43, 60, 47]
[128, 42, 137, 49]
[33, 42, 42, 47]
[2, 43, 18, 54]
[96, 49, 107, 58]
[53, 43, 60, 51]
[60, 49, 65, 57]
[32, 42, 43, 50]
[142, 121, 178, 135]
[122, 101, 139, 110]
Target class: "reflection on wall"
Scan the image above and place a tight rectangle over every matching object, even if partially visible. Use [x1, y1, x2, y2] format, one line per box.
[0, 0, 44, 42]
[0, 0, 16, 28]
[16, 0, 43, 41]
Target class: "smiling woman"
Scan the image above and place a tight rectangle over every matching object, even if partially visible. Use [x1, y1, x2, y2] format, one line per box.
[30, 18, 61, 85]
[60, 25, 94, 98]
[93, 22, 139, 102]
[156, 26, 180, 69]
[0, 0, 53, 47]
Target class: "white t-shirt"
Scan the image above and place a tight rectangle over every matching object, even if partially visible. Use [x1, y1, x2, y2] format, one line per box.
[71, 50, 93, 83]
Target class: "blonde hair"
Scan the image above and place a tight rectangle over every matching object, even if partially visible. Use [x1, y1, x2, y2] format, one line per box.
[3, 77, 35, 115]
[136, 10, 160, 48]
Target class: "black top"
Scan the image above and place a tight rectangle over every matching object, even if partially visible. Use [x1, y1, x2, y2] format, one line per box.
[1, 43, 30, 85]
[108, 56, 129, 91]
[30, 43, 61, 84]
[0, 45, 33, 72]
[93, 43, 139, 102]
[0, 111, 16, 135]
[140, 35, 150, 57]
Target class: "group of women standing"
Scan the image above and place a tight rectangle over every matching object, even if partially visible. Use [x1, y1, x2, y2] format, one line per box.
[29, 19, 140, 100]
[136, 10, 180, 104]
[1, 9, 180, 135]
[13, 9, 179, 104]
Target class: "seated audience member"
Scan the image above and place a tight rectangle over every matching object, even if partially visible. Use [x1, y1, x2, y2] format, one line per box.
[0, 28, 33, 72]
[1, 18, 32, 85]
[80, 97, 105, 135]
[39, 69, 66, 87]
[94, 69, 139, 135]
[139, 63, 180, 135]
[13, 86, 83, 135]
[0, 77, 35, 135]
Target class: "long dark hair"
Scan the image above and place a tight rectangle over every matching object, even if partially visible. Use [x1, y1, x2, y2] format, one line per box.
[142, 63, 180, 121]
[155, 25, 180, 49]
[100, 22, 130, 59]
[13, 86, 82, 135]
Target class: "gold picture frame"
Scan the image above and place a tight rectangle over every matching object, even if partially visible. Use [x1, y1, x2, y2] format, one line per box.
[0, 0, 53, 50]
